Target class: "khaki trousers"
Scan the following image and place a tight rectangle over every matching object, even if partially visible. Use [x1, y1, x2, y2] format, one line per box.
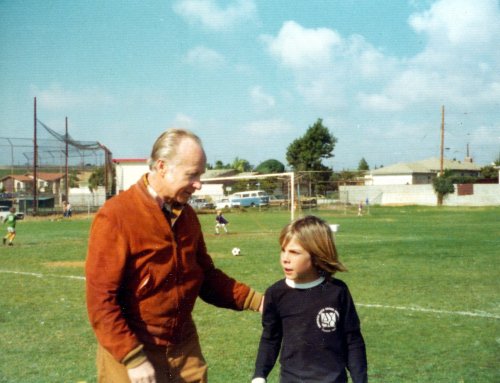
[96, 331, 208, 383]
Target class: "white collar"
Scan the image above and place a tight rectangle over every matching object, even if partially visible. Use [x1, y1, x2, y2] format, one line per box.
[147, 182, 166, 210]
[285, 276, 325, 289]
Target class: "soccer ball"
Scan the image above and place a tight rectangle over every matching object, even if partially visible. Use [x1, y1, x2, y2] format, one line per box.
[231, 247, 241, 256]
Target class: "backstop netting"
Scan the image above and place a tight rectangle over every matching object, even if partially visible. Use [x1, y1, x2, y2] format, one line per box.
[0, 119, 112, 214]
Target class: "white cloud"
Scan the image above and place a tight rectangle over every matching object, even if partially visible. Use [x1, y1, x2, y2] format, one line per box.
[173, 0, 257, 31]
[262, 20, 341, 70]
[30, 84, 115, 110]
[358, 93, 403, 112]
[250, 86, 275, 110]
[362, 0, 500, 112]
[409, 0, 500, 46]
[185, 46, 225, 68]
[243, 118, 292, 136]
[263, 0, 500, 118]
[172, 113, 196, 129]
[262, 22, 396, 110]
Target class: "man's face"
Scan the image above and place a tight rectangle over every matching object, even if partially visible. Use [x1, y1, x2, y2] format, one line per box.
[158, 138, 206, 204]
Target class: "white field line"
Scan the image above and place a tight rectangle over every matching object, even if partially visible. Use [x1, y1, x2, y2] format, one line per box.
[0, 269, 85, 281]
[1, 269, 498, 319]
[357, 303, 500, 320]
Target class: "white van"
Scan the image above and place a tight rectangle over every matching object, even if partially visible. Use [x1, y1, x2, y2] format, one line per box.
[229, 190, 269, 207]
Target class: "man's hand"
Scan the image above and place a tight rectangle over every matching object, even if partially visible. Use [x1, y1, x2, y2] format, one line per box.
[127, 360, 156, 383]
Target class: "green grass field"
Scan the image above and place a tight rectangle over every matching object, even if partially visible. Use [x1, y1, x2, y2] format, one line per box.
[1, 206, 499, 382]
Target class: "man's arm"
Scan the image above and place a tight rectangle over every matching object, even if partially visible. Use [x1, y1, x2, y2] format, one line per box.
[86, 211, 144, 364]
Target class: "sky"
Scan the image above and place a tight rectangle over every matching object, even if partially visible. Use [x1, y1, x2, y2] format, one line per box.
[1, 0, 499, 170]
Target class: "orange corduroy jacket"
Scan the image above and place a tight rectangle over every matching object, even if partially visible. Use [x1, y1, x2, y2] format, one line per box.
[86, 175, 261, 365]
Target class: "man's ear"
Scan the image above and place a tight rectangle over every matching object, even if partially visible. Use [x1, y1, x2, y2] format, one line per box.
[155, 159, 167, 175]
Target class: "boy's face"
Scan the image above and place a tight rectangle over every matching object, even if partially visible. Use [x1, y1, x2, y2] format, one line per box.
[280, 236, 319, 283]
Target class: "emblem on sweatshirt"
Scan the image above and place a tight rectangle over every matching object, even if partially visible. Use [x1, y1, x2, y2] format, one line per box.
[316, 307, 339, 332]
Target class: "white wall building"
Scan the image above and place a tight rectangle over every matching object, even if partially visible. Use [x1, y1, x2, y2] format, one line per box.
[114, 158, 149, 193]
[365, 157, 481, 186]
[113, 159, 227, 201]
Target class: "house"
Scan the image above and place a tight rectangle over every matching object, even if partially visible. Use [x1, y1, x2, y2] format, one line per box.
[364, 157, 481, 186]
[114, 159, 240, 196]
[1, 174, 34, 193]
[37, 172, 65, 194]
[0, 172, 64, 194]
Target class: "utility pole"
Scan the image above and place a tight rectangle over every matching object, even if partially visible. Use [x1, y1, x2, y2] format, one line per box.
[65, 117, 69, 202]
[440, 105, 445, 176]
[33, 97, 38, 215]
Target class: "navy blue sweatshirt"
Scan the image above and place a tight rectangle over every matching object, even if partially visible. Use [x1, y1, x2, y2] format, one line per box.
[253, 277, 368, 383]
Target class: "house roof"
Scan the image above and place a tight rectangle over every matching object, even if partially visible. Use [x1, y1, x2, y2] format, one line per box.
[36, 172, 65, 181]
[371, 157, 482, 175]
[0, 172, 64, 182]
[202, 169, 238, 180]
[113, 158, 148, 164]
[1, 174, 33, 182]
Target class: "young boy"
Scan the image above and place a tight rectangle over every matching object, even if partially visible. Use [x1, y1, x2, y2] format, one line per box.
[3, 207, 18, 246]
[252, 215, 367, 383]
[215, 210, 229, 234]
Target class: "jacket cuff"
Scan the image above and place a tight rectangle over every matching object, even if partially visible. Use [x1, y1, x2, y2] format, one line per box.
[122, 344, 147, 369]
[243, 288, 263, 311]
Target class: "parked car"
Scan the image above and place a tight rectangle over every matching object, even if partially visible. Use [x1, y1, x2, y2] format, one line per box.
[189, 198, 215, 210]
[269, 195, 289, 207]
[215, 198, 240, 210]
[297, 197, 317, 208]
[0, 205, 25, 220]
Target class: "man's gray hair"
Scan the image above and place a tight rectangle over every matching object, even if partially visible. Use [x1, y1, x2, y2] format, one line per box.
[148, 128, 204, 170]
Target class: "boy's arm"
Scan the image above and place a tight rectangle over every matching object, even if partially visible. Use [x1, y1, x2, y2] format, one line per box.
[343, 287, 368, 383]
[252, 290, 281, 381]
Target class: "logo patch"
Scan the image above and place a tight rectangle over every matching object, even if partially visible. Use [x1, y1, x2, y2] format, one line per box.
[316, 307, 339, 332]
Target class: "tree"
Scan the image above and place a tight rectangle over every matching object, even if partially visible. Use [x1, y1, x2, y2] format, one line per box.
[213, 160, 231, 170]
[286, 118, 337, 172]
[286, 119, 337, 196]
[480, 165, 498, 180]
[255, 159, 285, 174]
[231, 157, 253, 172]
[432, 171, 455, 206]
[69, 170, 80, 188]
[88, 167, 105, 192]
[358, 158, 369, 171]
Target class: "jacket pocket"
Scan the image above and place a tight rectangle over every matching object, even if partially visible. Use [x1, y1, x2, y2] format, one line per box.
[136, 271, 155, 299]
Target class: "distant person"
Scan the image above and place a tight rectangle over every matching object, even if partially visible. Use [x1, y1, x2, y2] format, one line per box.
[3, 207, 17, 246]
[63, 201, 72, 218]
[215, 210, 229, 234]
[86, 128, 263, 383]
[252, 215, 368, 383]
[358, 201, 363, 216]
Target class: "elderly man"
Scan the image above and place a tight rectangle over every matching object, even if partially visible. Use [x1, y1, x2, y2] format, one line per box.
[86, 129, 263, 383]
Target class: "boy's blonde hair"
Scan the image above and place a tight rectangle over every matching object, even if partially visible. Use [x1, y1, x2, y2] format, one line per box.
[279, 215, 347, 275]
